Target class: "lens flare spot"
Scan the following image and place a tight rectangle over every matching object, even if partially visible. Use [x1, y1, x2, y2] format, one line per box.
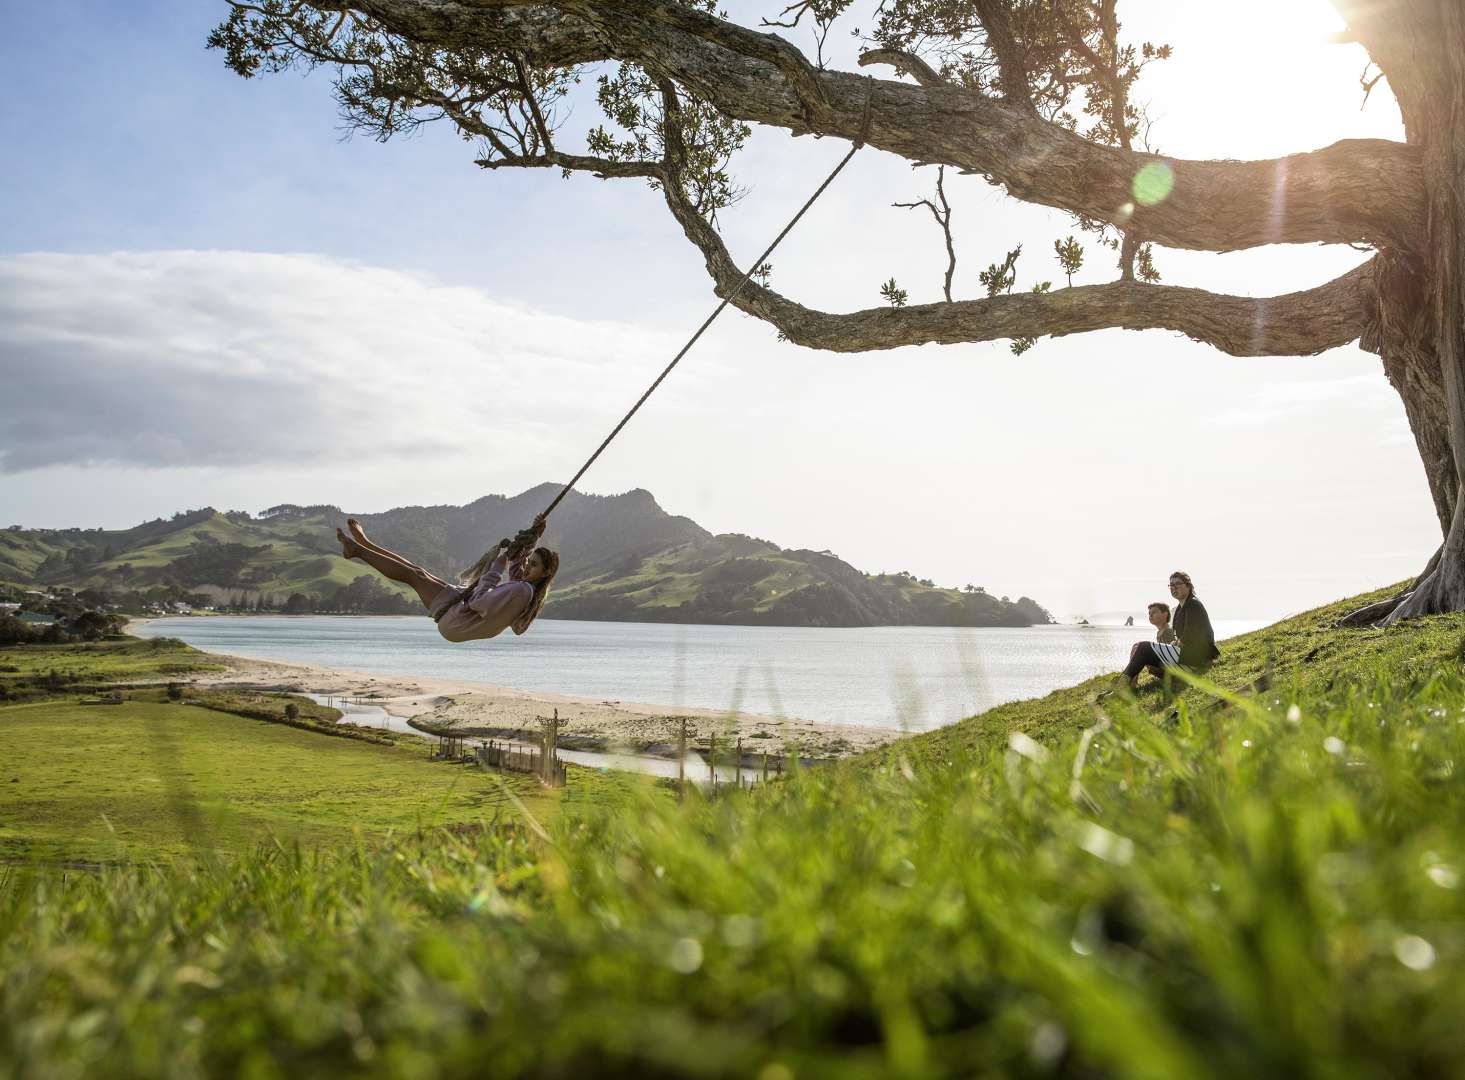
[1115, 201, 1135, 224]
[1132, 162, 1175, 207]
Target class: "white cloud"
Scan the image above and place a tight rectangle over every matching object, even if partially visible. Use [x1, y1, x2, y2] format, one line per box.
[0, 251, 692, 473]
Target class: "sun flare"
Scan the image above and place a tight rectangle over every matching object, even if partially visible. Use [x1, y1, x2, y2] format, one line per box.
[1152, 0, 1381, 157]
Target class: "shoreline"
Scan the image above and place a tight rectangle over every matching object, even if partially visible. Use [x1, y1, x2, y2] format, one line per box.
[129, 620, 904, 760]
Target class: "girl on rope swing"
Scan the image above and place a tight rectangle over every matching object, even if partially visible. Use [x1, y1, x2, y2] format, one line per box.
[336, 516, 559, 642]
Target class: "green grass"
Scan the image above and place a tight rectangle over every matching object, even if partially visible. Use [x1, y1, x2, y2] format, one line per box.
[0, 637, 225, 702]
[4, 586, 1465, 1076]
[0, 698, 562, 863]
[892, 581, 1444, 760]
[0, 638, 632, 863]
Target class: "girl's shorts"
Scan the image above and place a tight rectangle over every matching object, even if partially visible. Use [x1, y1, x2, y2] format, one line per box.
[428, 584, 467, 622]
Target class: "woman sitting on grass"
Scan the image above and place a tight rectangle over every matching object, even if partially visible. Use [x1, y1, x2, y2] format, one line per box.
[336, 517, 559, 642]
[1120, 570, 1220, 690]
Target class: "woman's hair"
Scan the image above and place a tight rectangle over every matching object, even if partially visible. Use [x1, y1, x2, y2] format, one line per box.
[512, 547, 559, 635]
[1148, 601, 1171, 618]
[1169, 570, 1196, 599]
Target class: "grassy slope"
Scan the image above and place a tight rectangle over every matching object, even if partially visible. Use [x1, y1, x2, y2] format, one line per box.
[4, 587, 1465, 1077]
[2, 509, 407, 599]
[553, 542, 1013, 618]
[901, 581, 1434, 758]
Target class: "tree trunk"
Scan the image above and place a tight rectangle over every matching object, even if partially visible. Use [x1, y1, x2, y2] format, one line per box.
[1368, 0, 1465, 621]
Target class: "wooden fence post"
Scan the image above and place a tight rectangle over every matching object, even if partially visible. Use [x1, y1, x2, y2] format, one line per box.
[544, 709, 558, 784]
[736, 737, 742, 789]
[678, 717, 687, 797]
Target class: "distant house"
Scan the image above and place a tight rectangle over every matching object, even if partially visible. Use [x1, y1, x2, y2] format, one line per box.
[17, 612, 56, 626]
[0, 602, 19, 614]
[170, 602, 193, 614]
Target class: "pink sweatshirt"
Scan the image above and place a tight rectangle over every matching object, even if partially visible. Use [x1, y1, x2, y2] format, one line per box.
[434, 551, 534, 643]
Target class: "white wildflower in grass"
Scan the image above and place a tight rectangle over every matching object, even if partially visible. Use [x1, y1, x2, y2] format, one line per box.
[1422, 853, 1461, 890]
[1030, 1023, 1068, 1066]
[1079, 822, 1135, 866]
[1393, 935, 1437, 972]
[1287, 704, 1302, 724]
[1324, 736, 1346, 756]
[1428, 865, 1460, 889]
[667, 938, 703, 974]
[1007, 730, 1049, 763]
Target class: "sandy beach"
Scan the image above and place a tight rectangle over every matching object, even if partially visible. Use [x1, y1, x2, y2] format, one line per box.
[138, 622, 904, 759]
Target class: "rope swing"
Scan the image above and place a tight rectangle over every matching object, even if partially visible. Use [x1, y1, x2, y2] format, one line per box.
[534, 79, 877, 525]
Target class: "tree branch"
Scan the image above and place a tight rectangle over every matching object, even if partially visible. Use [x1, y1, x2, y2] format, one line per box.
[661, 162, 1375, 357]
[895, 166, 957, 303]
[475, 150, 663, 179]
[337, 0, 1422, 253]
[856, 48, 946, 88]
[971, 0, 1034, 111]
[778, 266, 1375, 356]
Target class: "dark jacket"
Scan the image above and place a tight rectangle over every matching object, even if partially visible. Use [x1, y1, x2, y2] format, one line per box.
[1174, 596, 1221, 671]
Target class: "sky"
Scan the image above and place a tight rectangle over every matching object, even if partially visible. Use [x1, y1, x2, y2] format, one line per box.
[0, 0, 1435, 621]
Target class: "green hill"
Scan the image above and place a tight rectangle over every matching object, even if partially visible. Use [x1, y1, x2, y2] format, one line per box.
[1, 486, 1051, 627]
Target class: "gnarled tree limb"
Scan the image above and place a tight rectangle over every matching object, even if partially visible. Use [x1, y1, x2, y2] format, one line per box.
[656, 154, 1376, 355]
[333, 0, 1424, 254]
[857, 48, 946, 88]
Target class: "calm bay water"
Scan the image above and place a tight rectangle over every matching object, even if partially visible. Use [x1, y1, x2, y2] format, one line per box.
[136, 616, 1261, 732]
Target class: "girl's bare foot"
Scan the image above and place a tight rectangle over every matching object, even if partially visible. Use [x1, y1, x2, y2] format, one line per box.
[336, 527, 362, 560]
[346, 518, 371, 544]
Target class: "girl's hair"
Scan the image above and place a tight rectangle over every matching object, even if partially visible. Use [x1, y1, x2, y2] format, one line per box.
[458, 546, 501, 588]
[512, 547, 559, 636]
[1169, 570, 1196, 599]
[1148, 601, 1171, 618]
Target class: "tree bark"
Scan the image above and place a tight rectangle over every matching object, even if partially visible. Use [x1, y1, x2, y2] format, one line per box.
[1361, 0, 1465, 620]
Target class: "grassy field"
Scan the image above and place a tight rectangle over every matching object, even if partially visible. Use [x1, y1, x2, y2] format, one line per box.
[0, 699, 555, 862]
[4, 588, 1465, 1076]
[0, 638, 624, 863]
[0, 636, 226, 689]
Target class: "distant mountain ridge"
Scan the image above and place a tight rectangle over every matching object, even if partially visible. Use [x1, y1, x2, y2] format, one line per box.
[0, 486, 1052, 628]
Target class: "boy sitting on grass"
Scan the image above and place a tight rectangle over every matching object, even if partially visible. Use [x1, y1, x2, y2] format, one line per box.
[1149, 602, 1176, 645]
[1121, 603, 1179, 688]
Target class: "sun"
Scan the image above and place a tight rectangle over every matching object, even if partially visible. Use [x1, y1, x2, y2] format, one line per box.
[1142, 0, 1393, 159]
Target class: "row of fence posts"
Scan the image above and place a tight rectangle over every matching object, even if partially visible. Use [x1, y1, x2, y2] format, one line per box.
[322, 695, 370, 709]
[460, 709, 567, 788]
[676, 716, 782, 798]
[432, 710, 785, 795]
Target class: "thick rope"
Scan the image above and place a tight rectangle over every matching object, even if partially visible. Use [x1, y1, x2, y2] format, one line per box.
[538, 79, 876, 522]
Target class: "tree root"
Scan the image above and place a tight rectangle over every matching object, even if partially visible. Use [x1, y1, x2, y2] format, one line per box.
[1334, 544, 1442, 627]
